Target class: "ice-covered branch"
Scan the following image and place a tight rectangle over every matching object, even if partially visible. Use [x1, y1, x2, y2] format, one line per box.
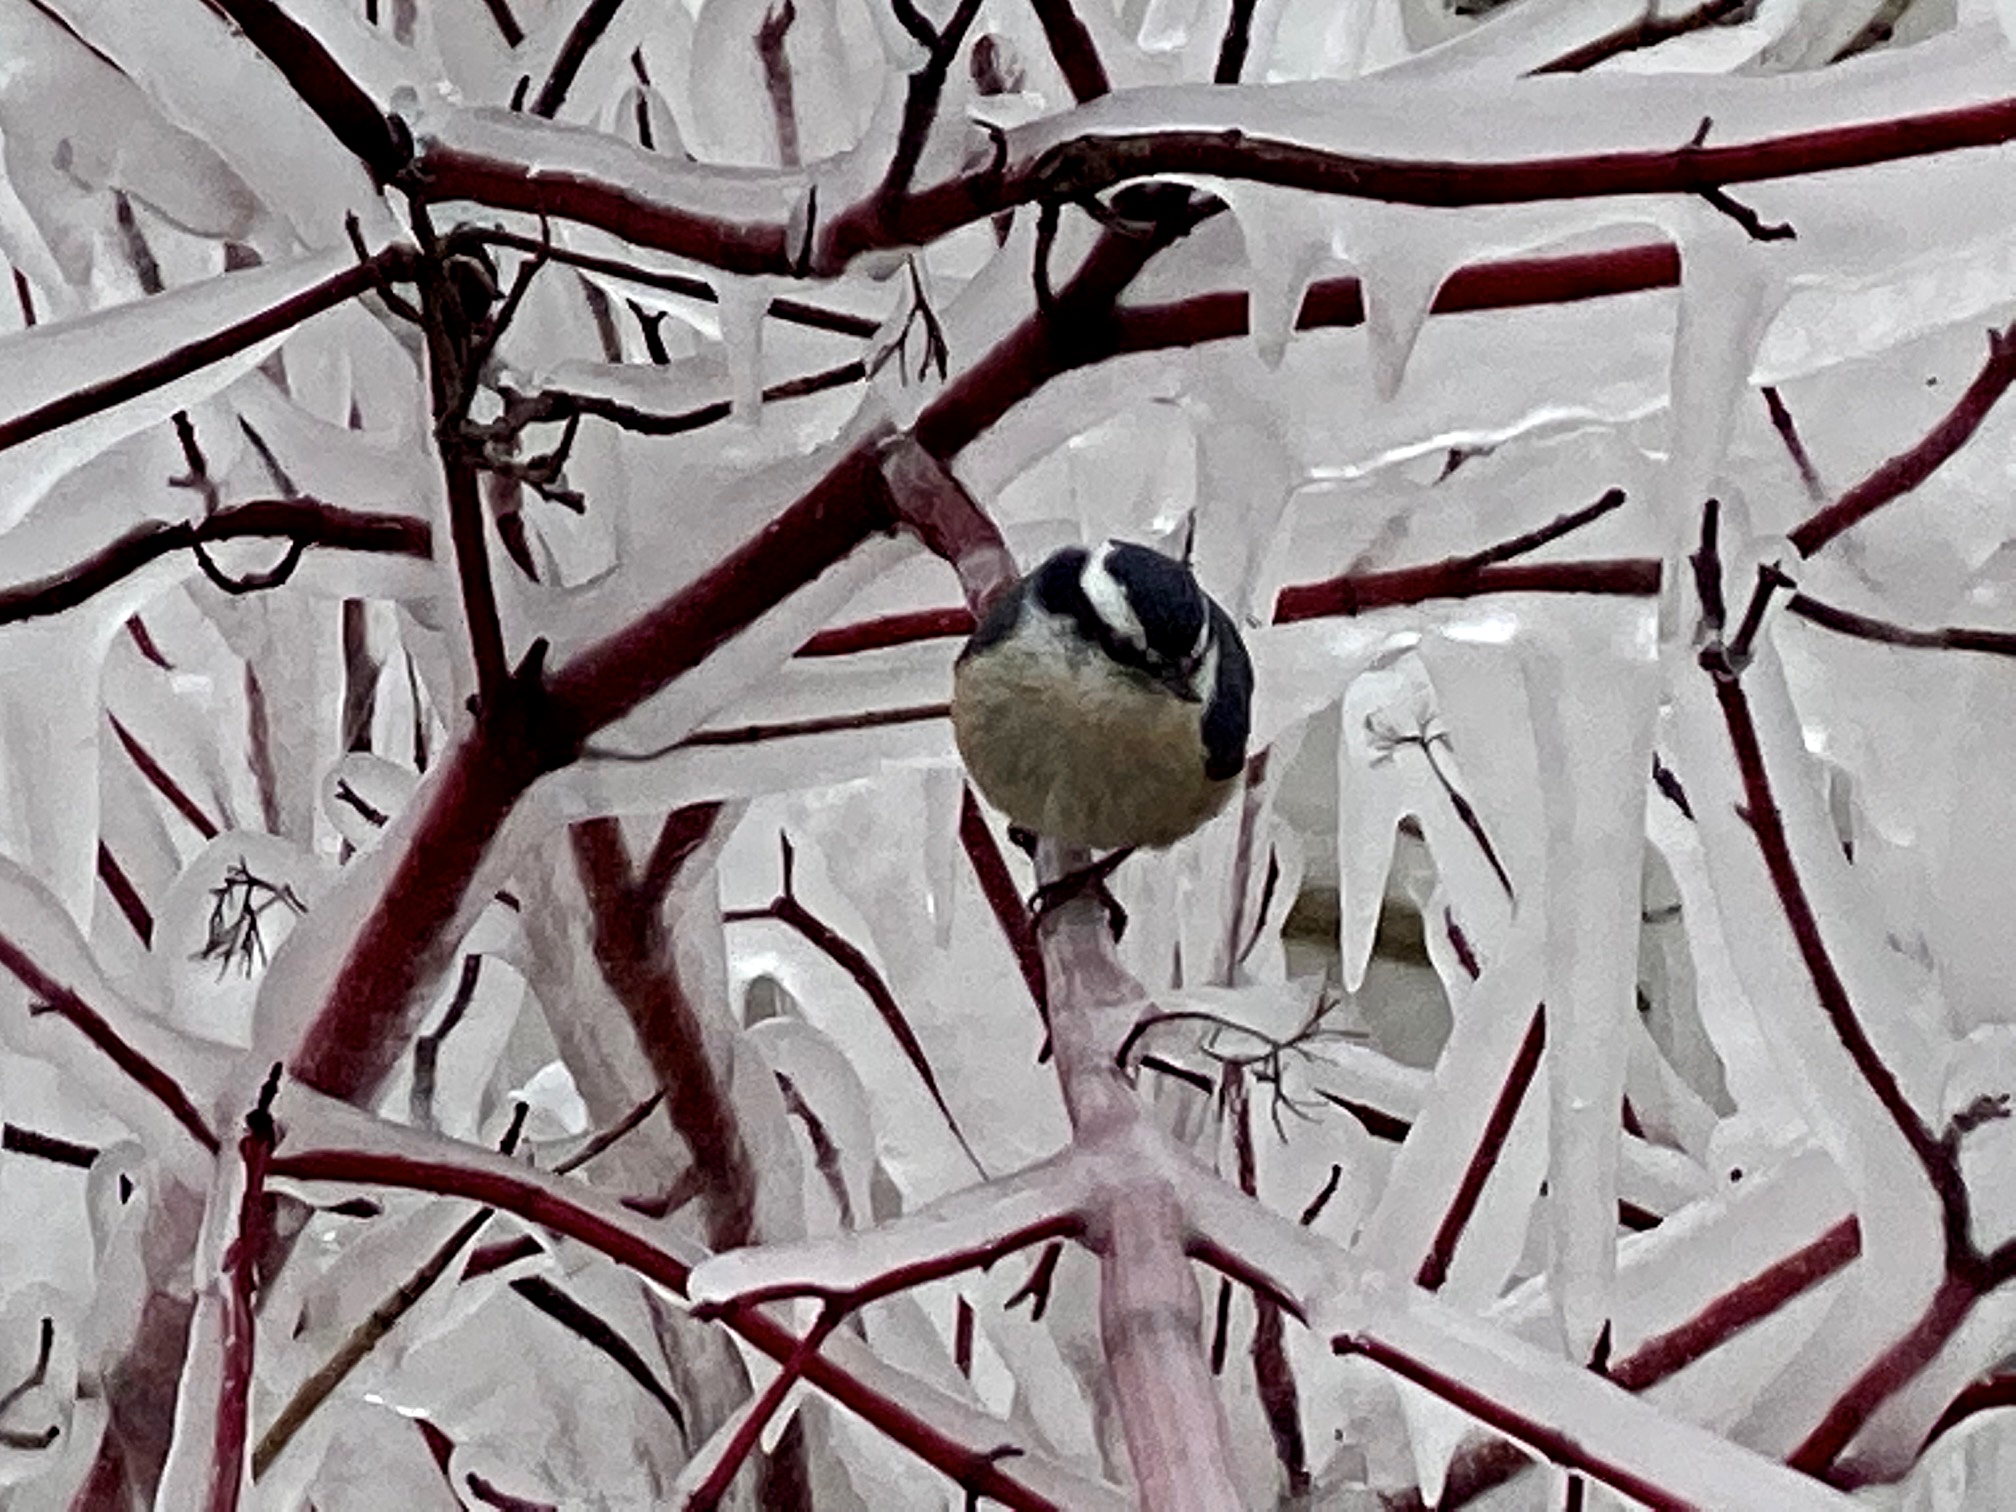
[1330, 1279, 1856, 1512]
[1025, 0, 1110, 102]
[264, 1115, 1107, 1511]
[206, 1066, 282, 1512]
[0, 247, 415, 457]
[1692, 512, 2016, 1477]
[205, 0, 408, 180]
[530, 0, 631, 120]
[1789, 320, 2016, 556]
[1414, 1216, 1866, 1509]
[0, 928, 219, 1154]
[723, 832, 985, 1174]
[0, 500, 430, 627]
[1416, 1006, 1545, 1291]
[688, 1152, 1085, 1311]
[401, 74, 2016, 278]
[1531, 0, 1752, 74]
[1785, 592, 2016, 660]
[571, 813, 757, 1253]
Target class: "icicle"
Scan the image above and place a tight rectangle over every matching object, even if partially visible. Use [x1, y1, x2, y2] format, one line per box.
[1218, 183, 1346, 371]
[1525, 604, 1659, 1366]
[718, 277, 768, 429]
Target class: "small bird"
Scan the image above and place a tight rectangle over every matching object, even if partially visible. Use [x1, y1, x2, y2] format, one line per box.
[951, 540, 1254, 852]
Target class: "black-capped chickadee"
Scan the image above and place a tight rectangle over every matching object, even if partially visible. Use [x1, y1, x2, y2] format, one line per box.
[952, 540, 1254, 851]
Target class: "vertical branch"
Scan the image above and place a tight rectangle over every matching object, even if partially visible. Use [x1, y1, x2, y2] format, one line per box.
[1037, 841, 1241, 1510]
[756, 0, 801, 169]
[570, 814, 755, 1254]
[1213, 0, 1258, 83]
[209, 1065, 282, 1512]
[1226, 1069, 1309, 1496]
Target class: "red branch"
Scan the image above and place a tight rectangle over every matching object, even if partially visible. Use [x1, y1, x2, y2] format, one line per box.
[1341, 1330, 1691, 1512]
[0, 931, 218, 1153]
[205, 2, 408, 179]
[1611, 1216, 1862, 1390]
[209, 1067, 282, 1512]
[1026, 0, 1110, 102]
[0, 251, 413, 457]
[1789, 322, 2016, 556]
[1785, 592, 2016, 659]
[266, 1146, 1069, 1511]
[1415, 1005, 1546, 1292]
[108, 715, 220, 840]
[290, 225, 1178, 1102]
[571, 814, 755, 1254]
[958, 788, 1049, 1032]
[0, 500, 429, 627]
[724, 834, 984, 1175]
[531, 0, 629, 119]
[685, 1309, 838, 1511]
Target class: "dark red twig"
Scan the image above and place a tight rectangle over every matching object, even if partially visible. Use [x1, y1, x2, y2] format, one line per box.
[96, 842, 153, 945]
[756, 0, 801, 169]
[209, 1064, 282, 1512]
[1763, 386, 1828, 502]
[267, 1143, 1069, 1510]
[108, 715, 221, 840]
[1025, 0, 1109, 101]
[1416, 1006, 1546, 1292]
[2, 1123, 99, 1168]
[0, 933, 218, 1153]
[683, 1307, 837, 1511]
[0, 251, 414, 458]
[724, 834, 986, 1176]
[508, 1275, 687, 1439]
[1276, 559, 1659, 623]
[204, 1, 408, 179]
[1785, 592, 2016, 659]
[1531, 0, 1750, 73]
[570, 815, 755, 1253]
[1790, 322, 2016, 556]
[531, 0, 630, 119]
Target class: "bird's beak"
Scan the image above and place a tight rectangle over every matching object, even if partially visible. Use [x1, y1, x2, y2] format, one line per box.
[1158, 664, 1202, 702]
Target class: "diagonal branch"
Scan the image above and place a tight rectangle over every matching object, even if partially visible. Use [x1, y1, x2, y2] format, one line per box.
[532, 0, 631, 119]
[267, 1133, 1105, 1511]
[1790, 321, 2016, 556]
[204, 0, 408, 179]
[0, 250, 416, 457]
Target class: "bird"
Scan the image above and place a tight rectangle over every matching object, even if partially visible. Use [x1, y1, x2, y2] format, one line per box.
[951, 539, 1254, 854]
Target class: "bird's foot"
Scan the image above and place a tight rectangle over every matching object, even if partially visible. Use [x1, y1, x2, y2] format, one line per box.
[1028, 846, 1136, 943]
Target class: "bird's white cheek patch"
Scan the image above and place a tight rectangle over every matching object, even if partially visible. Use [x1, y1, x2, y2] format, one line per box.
[1080, 544, 1146, 651]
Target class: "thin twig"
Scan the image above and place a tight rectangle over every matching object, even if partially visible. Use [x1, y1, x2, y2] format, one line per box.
[756, 0, 801, 169]
[1416, 1006, 1546, 1292]
[532, 0, 629, 118]
[1763, 386, 1827, 501]
[251, 1105, 531, 1480]
[209, 1063, 283, 1512]
[1791, 321, 2016, 555]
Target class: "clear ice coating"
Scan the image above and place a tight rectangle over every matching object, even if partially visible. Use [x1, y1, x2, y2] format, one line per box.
[2, 0, 2016, 1506]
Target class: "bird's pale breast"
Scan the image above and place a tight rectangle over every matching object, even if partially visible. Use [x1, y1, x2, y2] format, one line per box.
[952, 616, 1236, 849]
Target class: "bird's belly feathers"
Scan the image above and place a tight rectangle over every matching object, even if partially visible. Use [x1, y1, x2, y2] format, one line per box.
[952, 638, 1236, 849]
